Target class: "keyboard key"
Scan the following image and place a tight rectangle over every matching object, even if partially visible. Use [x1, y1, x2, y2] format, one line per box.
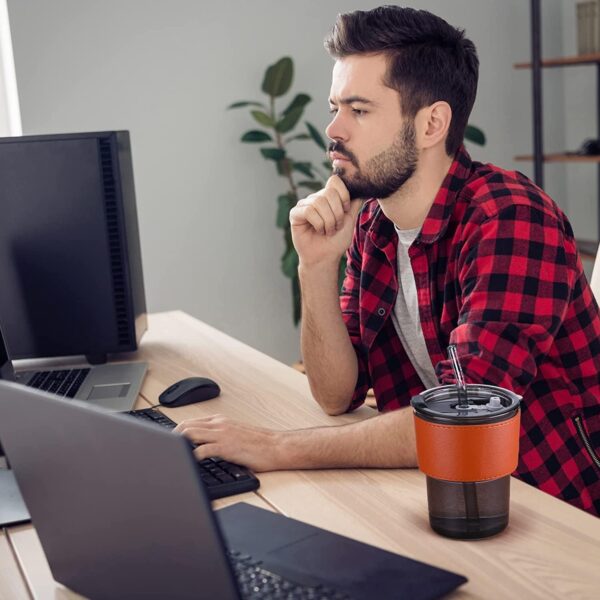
[29, 372, 47, 388]
[201, 475, 220, 486]
[227, 466, 252, 481]
[48, 380, 62, 393]
[228, 551, 351, 599]
[25, 368, 90, 398]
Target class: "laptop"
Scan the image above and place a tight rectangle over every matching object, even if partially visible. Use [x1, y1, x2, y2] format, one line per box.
[0, 323, 146, 412]
[0, 381, 467, 600]
[0, 322, 146, 526]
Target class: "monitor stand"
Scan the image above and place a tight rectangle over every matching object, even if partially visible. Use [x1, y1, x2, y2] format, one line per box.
[0, 468, 30, 526]
[86, 353, 108, 365]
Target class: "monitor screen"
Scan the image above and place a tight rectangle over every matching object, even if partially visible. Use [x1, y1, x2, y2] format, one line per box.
[0, 131, 135, 360]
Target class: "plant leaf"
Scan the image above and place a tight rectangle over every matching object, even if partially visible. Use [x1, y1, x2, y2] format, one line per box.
[464, 124, 486, 145]
[276, 194, 292, 228]
[306, 121, 327, 151]
[261, 147, 286, 161]
[298, 180, 322, 192]
[251, 110, 276, 128]
[241, 130, 273, 142]
[322, 160, 332, 171]
[227, 100, 265, 109]
[262, 57, 293, 97]
[292, 162, 313, 177]
[276, 106, 304, 133]
[281, 245, 299, 278]
[283, 93, 311, 115]
[285, 133, 311, 142]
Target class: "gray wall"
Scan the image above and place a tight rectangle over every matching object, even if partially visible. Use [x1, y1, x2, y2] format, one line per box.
[7, 1, 568, 364]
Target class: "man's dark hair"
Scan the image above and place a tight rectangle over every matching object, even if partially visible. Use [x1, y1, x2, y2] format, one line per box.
[324, 6, 479, 156]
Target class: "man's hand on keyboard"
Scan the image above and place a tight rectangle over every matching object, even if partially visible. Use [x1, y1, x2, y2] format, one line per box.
[173, 415, 281, 472]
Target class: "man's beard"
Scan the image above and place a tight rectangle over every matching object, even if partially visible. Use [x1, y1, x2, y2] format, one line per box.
[329, 121, 418, 200]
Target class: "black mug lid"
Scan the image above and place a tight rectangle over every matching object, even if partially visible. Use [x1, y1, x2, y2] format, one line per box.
[411, 384, 521, 425]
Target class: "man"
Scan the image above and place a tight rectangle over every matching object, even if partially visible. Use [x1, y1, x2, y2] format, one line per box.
[176, 6, 600, 516]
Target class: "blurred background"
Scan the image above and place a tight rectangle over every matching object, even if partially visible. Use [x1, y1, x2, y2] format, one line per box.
[0, 0, 594, 364]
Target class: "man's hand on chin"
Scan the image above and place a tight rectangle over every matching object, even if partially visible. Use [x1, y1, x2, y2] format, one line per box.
[174, 415, 283, 473]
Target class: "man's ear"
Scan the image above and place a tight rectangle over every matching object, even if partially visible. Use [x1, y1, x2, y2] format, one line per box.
[415, 101, 452, 150]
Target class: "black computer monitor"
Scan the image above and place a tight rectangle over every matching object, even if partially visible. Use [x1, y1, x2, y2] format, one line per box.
[0, 131, 147, 363]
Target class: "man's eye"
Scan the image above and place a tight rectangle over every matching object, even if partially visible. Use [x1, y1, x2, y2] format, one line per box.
[352, 108, 366, 116]
[328, 107, 338, 115]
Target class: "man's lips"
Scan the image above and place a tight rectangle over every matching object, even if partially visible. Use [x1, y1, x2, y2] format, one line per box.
[330, 152, 351, 162]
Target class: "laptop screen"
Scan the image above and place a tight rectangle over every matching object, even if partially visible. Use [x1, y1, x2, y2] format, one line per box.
[0, 326, 12, 458]
[0, 327, 14, 381]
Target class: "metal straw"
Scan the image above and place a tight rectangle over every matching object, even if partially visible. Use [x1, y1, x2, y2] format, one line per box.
[448, 344, 468, 408]
[447, 345, 479, 522]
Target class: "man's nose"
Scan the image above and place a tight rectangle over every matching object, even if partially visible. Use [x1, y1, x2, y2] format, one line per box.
[325, 113, 348, 143]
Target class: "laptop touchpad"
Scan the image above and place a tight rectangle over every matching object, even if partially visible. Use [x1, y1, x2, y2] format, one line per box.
[87, 384, 130, 400]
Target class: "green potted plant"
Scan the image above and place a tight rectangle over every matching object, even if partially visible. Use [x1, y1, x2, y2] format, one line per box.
[228, 57, 485, 326]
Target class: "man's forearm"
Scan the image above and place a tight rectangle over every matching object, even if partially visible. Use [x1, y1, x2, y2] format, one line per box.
[299, 262, 358, 415]
[272, 406, 418, 470]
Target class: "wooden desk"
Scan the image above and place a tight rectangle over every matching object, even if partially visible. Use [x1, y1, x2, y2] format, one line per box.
[2, 311, 599, 599]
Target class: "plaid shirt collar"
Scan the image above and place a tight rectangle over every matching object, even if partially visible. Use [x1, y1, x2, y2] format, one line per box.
[361, 145, 473, 248]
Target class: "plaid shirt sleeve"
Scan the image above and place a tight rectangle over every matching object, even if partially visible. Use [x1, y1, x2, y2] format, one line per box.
[339, 209, 372, 411]
[436, 200, 578, 392]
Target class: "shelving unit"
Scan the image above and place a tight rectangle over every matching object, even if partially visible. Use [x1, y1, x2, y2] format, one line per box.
[515, 52, 600, 69]
[515, 154, 600, 163]
[515, 0, 599, 260]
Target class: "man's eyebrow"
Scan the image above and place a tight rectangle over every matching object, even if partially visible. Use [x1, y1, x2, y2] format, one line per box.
[328, 96, 375, 106]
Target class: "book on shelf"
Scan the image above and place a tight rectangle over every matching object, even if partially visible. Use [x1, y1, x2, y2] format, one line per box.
[577, 0, 600, 54]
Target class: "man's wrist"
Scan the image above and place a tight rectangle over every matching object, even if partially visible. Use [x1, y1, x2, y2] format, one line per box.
[268, 430, 298, 470]
[298, 259, 340, 280]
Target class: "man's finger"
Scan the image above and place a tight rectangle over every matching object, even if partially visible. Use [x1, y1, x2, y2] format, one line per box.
[326, 175, 351, 211]
[313, 194, 339, 236]
[193, 443, 220, 461]
[177, 425, 221, 444]
[291, 204, 326, 234]
[173, 415, 220, 433]
[348, 198, 363, 219]
[326, 190, 346, 230]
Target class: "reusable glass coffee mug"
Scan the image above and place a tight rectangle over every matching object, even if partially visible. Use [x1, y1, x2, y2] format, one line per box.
[411, 385, 521, 539]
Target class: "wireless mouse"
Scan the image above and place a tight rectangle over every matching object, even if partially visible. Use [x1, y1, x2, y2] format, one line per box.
[158, 377, 221, 407]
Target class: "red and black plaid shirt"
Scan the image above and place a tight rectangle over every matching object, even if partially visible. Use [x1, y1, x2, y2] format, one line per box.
[341, 146, 600, 516]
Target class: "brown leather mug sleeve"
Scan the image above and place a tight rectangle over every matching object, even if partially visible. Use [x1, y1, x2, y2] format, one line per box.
[413, 411, 521, 482]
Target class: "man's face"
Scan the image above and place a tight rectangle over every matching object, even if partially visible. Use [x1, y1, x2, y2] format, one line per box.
[326, 54, 418, 200]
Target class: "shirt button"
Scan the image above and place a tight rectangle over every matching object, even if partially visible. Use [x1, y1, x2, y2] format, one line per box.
[377, 308, 386, 316]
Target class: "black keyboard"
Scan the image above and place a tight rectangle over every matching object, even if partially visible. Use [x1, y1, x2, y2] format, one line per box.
[26, 368, 90, 398]
[124, 408, 260, 499]
[229, 551, 351, 600]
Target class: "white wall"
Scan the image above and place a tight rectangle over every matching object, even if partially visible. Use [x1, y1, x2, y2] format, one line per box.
[0, 0, 21, 135]
[6, 0, 566, 364]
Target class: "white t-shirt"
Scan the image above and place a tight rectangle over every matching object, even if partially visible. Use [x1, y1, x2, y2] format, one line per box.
[391, 226, 439, 389]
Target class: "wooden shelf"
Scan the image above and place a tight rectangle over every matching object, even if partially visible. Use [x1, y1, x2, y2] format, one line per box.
[514, 53, 600, 69]
[514, 154, 600, 163]
[577, 239, 598, 259]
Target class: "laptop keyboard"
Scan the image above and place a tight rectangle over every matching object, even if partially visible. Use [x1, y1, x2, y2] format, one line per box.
[124, 408, 260, 499]
[229, 551, 351, 600]
[26, 368, 90, 398]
